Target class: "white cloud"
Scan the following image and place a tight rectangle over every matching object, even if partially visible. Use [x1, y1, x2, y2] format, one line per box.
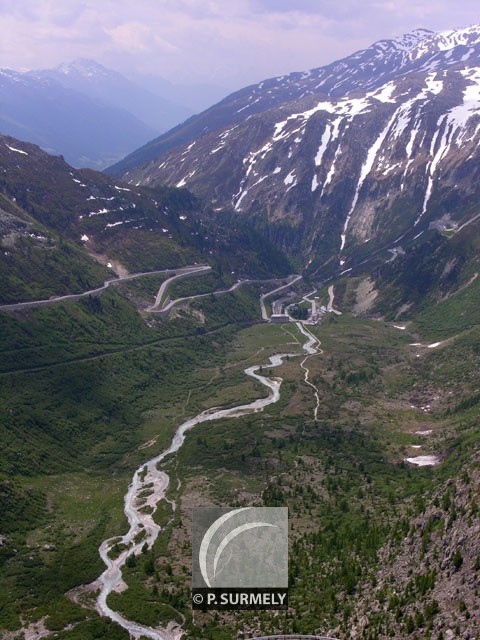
[105, 22, 178, 54]
[0, 0, 478, 87]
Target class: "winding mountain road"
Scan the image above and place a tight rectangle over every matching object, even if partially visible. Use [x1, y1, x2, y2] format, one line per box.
[151, 273, 302, 317]
[0, 265, 211, 312]
[326, 285, 342, 315]
[260, 275, 303, 320]
[0, 265, 302, 323]
[149, 277, 246, 314]
[147, 265, 212, 311]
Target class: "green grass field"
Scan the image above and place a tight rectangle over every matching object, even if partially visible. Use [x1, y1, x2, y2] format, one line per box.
[1, 284, 479, 639]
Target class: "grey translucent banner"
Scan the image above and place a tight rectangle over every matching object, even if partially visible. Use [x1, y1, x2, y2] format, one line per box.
[192, 506, 288, 608]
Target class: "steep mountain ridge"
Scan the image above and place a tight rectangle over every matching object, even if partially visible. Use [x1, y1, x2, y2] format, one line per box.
[0, 134, 290, 302]
[109, 25, 480, 176]
[122, 58, 480, 271]
[370, 213, 480, 328]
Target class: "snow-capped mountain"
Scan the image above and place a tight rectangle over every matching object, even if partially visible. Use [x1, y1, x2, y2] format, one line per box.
[28, 59, 194, 133]
[109, 25, 480, 176]
[116, 26, 480, 271]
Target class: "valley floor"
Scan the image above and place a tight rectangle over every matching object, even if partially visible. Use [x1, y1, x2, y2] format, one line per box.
[0, 280, 479, 640]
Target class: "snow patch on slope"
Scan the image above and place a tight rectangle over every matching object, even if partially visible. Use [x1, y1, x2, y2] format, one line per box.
[416, 67, 480, 224]
[340, 110, 399, 253]
[5, 144, 28, 155]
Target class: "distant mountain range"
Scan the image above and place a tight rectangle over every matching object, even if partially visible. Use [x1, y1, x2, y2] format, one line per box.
[111, 25, 480, 277]
[27, 59, 194, 135]
[0, 59, 229, 170]
[0, 67, 158, 170]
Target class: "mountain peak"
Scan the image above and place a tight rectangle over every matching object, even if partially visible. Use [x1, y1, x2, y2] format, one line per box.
[56, 58, 116, 79]
[349, 25, 480, 66]
[407, 24, 480, 60]
[373, 28, 434, 54]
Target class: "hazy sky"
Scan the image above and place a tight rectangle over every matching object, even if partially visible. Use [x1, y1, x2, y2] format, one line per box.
[0, 0, 478, 89]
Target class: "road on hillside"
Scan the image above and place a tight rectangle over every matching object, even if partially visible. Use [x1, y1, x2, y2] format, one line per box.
[327, 285, 342, 315]
[150, 278, 246, 314]
[0, 265, 211, 312]
[260, 274, 303, 320]
[147, 265, 212, 310]
[150, 274, 299, 316]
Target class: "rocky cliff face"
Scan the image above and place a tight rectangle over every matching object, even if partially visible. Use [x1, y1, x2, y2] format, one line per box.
[120, 27, 480, 272]
[347, 454, 480, 639]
